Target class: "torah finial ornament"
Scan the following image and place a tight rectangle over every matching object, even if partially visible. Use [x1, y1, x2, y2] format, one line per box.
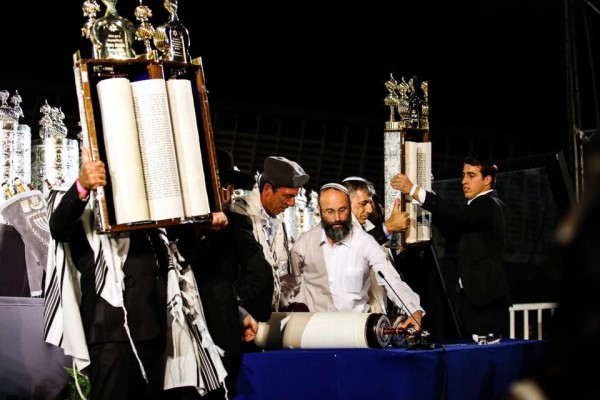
[0, 89, 23, 126]
[39, 100, 68, 139]
[81, 0, 101, 39]
[135, 0, 157, 60]
[384, 74, 400, 123]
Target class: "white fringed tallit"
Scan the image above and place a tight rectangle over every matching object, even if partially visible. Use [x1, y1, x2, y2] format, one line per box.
[43, 190, 226, 394]
[43, 189, 90, 373]
[162, 230, 227, 395]
[43, 189, 136, 376]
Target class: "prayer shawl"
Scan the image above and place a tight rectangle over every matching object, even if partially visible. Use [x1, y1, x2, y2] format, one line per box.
[43, 190, 226, 395]
[232, 188, 295, 310]
[43, 188, 89, 372]
[162, 229, 227, 395]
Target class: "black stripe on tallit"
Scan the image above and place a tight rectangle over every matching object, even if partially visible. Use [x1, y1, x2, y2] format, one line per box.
[43, 241, 63, 345]
[94, 241, 108, 295]
[182, 295, 221, 392]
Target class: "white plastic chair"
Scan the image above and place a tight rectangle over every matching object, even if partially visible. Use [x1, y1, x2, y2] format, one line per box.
[509, 302, 558, 339]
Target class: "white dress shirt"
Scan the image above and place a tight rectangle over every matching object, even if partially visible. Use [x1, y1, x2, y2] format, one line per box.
[291, 225, 424, 315]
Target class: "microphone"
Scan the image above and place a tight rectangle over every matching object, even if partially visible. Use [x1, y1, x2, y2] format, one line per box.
[376, 271, 423, 331]
[377, 270, 438, 350]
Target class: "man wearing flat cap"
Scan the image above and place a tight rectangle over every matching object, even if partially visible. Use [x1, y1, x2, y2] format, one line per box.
[232, 155, 310, 321]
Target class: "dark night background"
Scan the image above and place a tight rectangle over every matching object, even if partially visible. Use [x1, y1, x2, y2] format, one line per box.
[1, 0, 576, 173]
[6, 0, 599, 196]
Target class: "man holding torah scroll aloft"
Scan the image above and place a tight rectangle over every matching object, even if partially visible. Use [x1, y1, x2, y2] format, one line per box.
[342, 176, 410, 246]
[390, 155, 512, 339]
[289, 183, 424, 335]
[46, 147, 228, 399]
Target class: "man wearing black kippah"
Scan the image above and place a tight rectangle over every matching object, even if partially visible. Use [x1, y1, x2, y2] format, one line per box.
[231, 156, 310, 323]
[391, 156, 512, 339]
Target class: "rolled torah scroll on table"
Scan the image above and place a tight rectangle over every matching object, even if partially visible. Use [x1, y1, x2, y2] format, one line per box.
[254, 311, 393, 349]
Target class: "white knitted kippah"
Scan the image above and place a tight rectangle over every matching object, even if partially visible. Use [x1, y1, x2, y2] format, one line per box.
[341, 176, 366, 183]
[319, 183, 350, 195]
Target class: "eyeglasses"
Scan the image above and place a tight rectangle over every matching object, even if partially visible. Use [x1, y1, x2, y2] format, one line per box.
[322, 207, 350, 216]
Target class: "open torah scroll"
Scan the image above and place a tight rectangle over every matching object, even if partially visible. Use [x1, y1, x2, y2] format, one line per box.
[404, 141, 432, 244]
[96, 77, 210, 224]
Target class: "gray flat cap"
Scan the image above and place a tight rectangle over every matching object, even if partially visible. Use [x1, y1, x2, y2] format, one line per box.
[262, 156, 309, 188]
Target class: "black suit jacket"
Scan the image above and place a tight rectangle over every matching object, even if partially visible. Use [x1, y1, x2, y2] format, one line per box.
[170, 210, 273, 359]
[367, 222, 389, 245]
[422, 190, 511, 307]
[49, 184, 167, 345]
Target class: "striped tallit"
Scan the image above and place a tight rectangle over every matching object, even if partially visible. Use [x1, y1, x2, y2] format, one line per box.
[43, 189, 90, 373]
[43, 189, 134, 375]
[160, 228, 227, 395]
[43, 189, 226, 394]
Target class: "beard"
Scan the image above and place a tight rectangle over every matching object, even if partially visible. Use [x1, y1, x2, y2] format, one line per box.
[321, 216, 353, 242]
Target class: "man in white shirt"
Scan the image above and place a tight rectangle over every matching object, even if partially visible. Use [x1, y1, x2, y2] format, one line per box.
[290, 183, 424, 332]
[342, 176, 410, 313]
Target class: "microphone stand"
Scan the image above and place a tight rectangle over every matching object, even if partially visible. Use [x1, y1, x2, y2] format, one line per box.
[377, 271, 439, 350]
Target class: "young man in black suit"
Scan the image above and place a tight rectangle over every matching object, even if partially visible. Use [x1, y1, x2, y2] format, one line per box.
[390, 155, 511, 339]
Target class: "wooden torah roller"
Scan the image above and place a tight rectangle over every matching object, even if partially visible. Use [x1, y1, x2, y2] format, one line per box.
[254, 312, 393, 349]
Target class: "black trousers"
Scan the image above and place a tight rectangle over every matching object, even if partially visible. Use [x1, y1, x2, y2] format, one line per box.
[88, 339, 165, 400]
[456, 291, 510, 339]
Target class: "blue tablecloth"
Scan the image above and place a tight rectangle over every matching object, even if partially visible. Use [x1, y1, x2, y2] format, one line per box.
[234, 339, 547, 400]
